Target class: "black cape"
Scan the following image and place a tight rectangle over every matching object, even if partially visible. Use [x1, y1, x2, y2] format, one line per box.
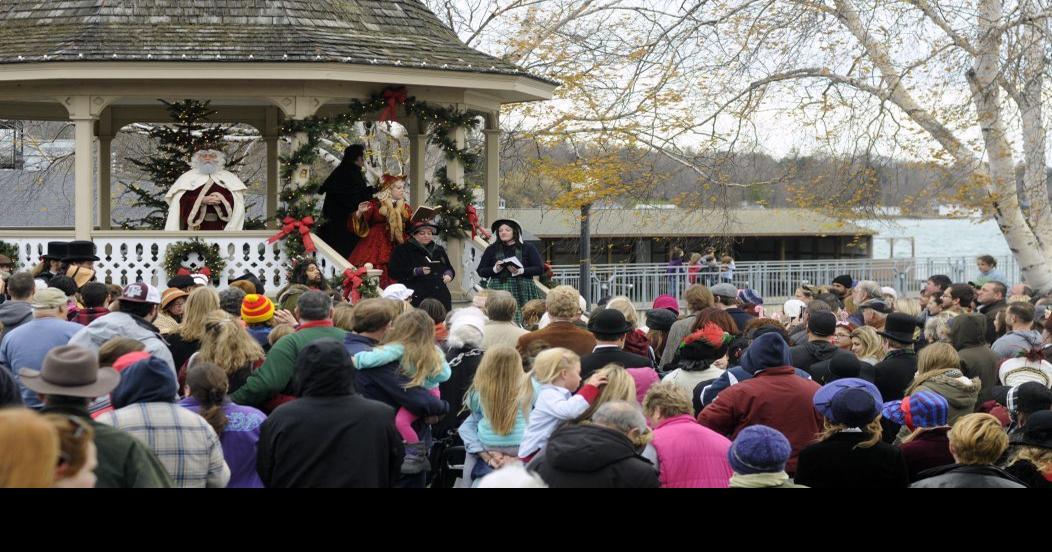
[318, 164, 374, 258]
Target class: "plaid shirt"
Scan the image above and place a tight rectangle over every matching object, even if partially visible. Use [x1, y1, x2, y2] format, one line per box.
[70, 306, 110, 326]
[98, 402, 230, 488]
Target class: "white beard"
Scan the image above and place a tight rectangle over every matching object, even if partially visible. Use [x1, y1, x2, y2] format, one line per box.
[197, 162, 220, 175]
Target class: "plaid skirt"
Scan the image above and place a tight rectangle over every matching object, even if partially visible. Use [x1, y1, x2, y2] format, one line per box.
[484, 276, 545, 324]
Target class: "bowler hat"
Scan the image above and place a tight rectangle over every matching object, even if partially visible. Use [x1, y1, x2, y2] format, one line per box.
[587, 308, 633, 335]
[18, 345, 119, 398]
[43, 241, 69, 261]
[62, 240, 100, 262]
[877, 312, 919, 344]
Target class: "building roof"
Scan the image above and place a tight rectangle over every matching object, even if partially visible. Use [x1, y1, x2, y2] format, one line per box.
[497, 208, 875, 238]
[0, 0, 555, 85]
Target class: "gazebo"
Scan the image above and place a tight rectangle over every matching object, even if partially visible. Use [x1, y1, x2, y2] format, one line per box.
[0, 1, 556, 290]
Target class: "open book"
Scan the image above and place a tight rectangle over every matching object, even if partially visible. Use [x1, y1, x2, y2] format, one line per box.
[498, 256, 524, 270]
[411, 205, 438, 224]
[423, 256, 446, 271]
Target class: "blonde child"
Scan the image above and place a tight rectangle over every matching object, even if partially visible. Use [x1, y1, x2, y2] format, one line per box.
[518, 348, 606, 461]
[353, 310, 451, 463]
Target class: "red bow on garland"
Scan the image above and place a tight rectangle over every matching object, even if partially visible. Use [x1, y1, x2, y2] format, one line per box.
[342, 267, 369, 303]
[176, 266, 212, 278]
[465, 205, 491, 240]
[379, 86, 408, 122]
[267, 216, 316, 253]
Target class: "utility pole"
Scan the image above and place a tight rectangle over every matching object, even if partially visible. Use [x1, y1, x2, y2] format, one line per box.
[580, 202, 592, 307]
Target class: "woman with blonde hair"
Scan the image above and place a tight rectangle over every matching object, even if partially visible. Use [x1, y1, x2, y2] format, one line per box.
[44, 414, 97, 488]
[850, 325, 883, 366]
[576, 364, 637, 422]
[911, 413, 1025, 487]
[166, 286, 222, 374]
[349, 175, 412, 288]
[903, 342, 980, 427]
[195, 311, 266, 394]
[794, 379, 909, 488]
[458, 345, 537, 487]
[353, 308, 451, 472]
[0, 409, 59, 488]
[606, 296, 653, 360]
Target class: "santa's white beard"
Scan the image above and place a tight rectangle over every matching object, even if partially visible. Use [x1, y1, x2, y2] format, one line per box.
[197, 162, 220, 175]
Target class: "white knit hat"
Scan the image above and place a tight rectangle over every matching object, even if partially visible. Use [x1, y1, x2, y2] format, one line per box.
[783, 299, 806, 319]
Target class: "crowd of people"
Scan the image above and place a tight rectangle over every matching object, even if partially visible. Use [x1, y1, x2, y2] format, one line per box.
[2, 242, 1051, 488]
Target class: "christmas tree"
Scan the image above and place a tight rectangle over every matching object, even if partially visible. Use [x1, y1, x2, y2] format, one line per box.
[117, 100, 240, 229]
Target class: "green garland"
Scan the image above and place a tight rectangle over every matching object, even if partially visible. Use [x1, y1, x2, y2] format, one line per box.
[275, 88, 483, 260]
[0, 241, 20, 270]
[163, 239, 227, 283]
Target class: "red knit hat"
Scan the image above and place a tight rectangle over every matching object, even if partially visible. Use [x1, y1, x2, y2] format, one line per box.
[241, 294, 275, 324]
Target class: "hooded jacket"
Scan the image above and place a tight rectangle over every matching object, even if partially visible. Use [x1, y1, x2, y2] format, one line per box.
[790, 340, 855, 382]
[992, 330, 1043, 361]
[528, 423, 660, 488]
[110, 356, 179, 409]
[950, 313, 1000, 402]
[68, 311, 177, 374]
[0, 300, 33, 344]
[912, 369, 981, 424]
[257, 340, 405, 488]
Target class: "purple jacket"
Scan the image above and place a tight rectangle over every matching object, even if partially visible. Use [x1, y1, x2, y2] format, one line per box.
[899, 427, 954, 483]
[179, 397, 267, 488]
[651, 414, 733, 488]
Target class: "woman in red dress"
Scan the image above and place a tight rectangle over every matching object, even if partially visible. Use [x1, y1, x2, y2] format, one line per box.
[348, 174, 412, 288]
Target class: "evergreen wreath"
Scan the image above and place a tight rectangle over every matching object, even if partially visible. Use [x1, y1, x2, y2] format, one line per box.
[0, 240, 20, 270]
[275, 87, 483, 260]
[163, 239, 227, 282]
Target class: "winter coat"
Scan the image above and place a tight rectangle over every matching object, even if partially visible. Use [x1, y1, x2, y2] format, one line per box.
[387, 238, 455, 311]
[317, 162, 372, 257]
[434, 345, 483, 439]
[518, 321, 598, 359]
[0, 300, 33, 344]
[698, 365, 813, 409]
[1003, 460, 1052, 489]
[663, 367, 721, 397]
[0, 317, 84, 408]
[794, 432, 910, 489]
[581, 345, 654, 381]
[912, 370, 981, 424]
[951, 313, 1001, 402]
[481, 321, 528, 351]
[911, 464, 1027, 488]
[650, 414, 732, 488]
[723, 307, 754, 334]
[697, 366, 823, 475]
[790, 340, 855, 381]
[873, 349, 917, 402]
[165, 333, 201, 374]
[528, 423, 660, 488]
[992, 330, 1043, 361]
[230, 324, 347, 410]
[977, 299, 1007, 345]
[68, 311, 176, 374]
[898, 427, 955, 482]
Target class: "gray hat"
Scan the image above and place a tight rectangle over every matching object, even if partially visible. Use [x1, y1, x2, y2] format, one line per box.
[710, 283, 738, 298]
[18, 345, 120, 398]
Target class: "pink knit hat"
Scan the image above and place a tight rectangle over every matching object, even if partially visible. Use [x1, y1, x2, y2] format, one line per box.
[652, 294, 679, 315]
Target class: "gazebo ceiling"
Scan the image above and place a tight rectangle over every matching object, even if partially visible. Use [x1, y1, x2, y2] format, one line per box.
[0, 1, 556, 86]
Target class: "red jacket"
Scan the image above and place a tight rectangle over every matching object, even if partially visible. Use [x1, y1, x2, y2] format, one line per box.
[696, 366, 822, 475]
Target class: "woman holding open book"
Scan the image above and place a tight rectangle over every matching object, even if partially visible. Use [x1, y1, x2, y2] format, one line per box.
[388, 220, 455, 310]
[477, 219, 545, 324]
[348, 174, 413, 288]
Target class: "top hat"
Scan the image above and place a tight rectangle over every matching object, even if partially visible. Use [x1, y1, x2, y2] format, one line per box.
[61, 240, 100, 262]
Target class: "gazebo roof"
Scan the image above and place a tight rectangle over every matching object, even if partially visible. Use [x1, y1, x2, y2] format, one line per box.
[0, 0, 555, 85]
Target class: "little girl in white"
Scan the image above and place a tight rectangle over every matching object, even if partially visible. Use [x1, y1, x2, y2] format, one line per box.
[353, 310, 450, 468]
[518, 347, 606, 461]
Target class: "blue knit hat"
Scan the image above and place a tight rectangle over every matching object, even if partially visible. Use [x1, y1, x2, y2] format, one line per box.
[728, 425, 792, 475]
[739, 332, 791, 374]
[881, 391, 949, 431]
[110, 356, 177, 409]
[814, 378, 882, 426]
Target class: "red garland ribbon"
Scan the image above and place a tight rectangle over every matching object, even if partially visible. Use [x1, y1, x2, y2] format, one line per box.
[342, 267, 369, 302]
[379, 86, 408, 122]
[465, 204, 491, 240]
[267, 216, 316, 253]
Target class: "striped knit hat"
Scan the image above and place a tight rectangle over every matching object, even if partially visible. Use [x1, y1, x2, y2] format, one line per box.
[241, 294, 275, 324]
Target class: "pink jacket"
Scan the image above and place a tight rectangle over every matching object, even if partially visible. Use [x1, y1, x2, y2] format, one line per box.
[651, 414, 733, 488]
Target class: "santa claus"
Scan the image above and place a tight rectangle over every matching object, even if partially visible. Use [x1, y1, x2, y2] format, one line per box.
[165, 148, 247, 231]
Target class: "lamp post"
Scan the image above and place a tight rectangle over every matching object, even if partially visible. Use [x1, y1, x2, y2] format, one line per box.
[580, 201, 592, 307]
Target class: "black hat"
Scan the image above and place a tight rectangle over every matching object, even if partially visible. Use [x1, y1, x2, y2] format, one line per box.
[43, 241, 69, 261]
[587, 308, 633, 336]
[167, 274, 197, 289]
[230, 272, 266, 295]
[832, 274, 853, 288]
[858, 299, 892, 314]
[61, 240, 99, 262]
[1010, 410, 1052, 449]
[807, 311, 837, 337]
[1002, 382, 1052, 414]
[828, 353, 864, 382]
[877, 312, 918, 344]
[490, 219, 523, 244]
[646, 308, 677, 333]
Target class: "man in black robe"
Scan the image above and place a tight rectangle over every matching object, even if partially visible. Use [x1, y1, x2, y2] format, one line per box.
[318, 145, 374, 258]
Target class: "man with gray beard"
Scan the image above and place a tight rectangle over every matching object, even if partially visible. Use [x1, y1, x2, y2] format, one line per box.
[164, 147, 247, 231]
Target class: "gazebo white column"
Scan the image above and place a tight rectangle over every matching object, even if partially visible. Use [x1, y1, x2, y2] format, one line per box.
[97, 107, 114, 230]
[443, 115, 471, 301]
[407, 118, 429, 206]
[483, 112, 501, 227]
[63, 96, 112, 239]
[264, 106, 281, 228]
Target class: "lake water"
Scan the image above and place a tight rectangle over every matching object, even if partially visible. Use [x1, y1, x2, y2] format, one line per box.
[855, 218, 1011, 259]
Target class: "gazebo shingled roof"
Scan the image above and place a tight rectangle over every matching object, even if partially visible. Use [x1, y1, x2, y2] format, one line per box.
[0, 0, 555, 85]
